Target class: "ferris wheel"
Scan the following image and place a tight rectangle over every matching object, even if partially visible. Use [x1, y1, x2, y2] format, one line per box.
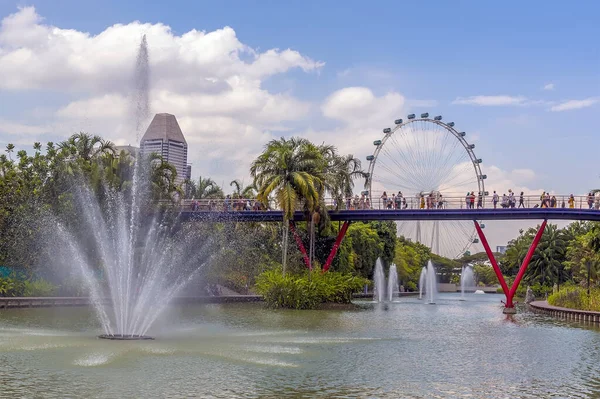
[364, 113, 485, 259]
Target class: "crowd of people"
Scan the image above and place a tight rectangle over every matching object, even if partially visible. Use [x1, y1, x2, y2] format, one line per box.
[186, 191, 600, 212]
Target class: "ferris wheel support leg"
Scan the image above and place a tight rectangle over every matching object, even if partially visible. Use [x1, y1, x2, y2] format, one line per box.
[474, 220, 547, 312]
[323, 221, 351, 272]
[289, 222, 311, 270]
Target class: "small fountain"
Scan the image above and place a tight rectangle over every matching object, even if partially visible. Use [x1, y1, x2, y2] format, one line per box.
[460, 265, 476, 300]
[373, 259, 386, 303]
[419, 261, 437, 304]
[388, 264, 399, 302]
[419, 267, 427, 300]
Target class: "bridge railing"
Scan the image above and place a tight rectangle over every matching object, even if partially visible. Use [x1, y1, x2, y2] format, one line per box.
[177, 194, 600, 212]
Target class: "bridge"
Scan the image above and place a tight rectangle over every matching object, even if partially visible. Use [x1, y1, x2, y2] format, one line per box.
[179, 208, 600, 223]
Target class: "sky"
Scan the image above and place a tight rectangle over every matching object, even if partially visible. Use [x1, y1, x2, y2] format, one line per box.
[0, 1, 599, 249]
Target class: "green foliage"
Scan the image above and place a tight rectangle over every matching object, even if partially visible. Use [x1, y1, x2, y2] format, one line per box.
[255, 268, 368, 309]
[22, 279, 58, 297]
[394, 236, 431, 290]
[502, 223, 572, 290]
[0, 275, 24, 297]
[473, 264, 498, 286]
[548, 286, 600, 312]
[335, 222, 384, 278]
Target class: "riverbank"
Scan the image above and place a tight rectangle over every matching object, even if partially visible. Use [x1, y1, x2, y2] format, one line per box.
[529, 300, 600, 324]
[0, 292, 420, 309]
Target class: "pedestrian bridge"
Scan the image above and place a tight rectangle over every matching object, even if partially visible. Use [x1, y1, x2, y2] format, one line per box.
[178, 208, 600, 223]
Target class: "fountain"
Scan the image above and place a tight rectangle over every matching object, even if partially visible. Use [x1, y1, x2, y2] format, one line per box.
[373, 259, 386, 303]
[388, 264, 399, 302]
[460, 265, 476, 300]
[419, 261, 437, 304]
[419, 267, 427, 299]
[46, 36, 214, 340]
[373, 259, 399, 302]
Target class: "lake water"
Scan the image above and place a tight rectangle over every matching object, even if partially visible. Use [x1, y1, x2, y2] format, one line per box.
[1, 293, 599, 398]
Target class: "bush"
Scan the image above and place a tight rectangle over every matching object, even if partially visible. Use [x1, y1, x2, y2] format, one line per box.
[23, 279, 58, 297]
[0, 275, 25, 297]
[255, 268, 369, 309]
[547, 286, 600, 311]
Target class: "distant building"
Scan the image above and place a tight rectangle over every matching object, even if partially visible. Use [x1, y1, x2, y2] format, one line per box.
[496, 246, 507, 254]
[115, 145, 139, 157]
[140, 113, 188, 184]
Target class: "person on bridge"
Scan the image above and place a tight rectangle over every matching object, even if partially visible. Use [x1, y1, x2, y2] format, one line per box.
[518, 192, 525, 208]
[469, 192, 475, 209]
[501, 193, 508, 208]
[550, 195, 557, 208]
[568, 194, 575, 208]
[508, 190, 515, 208]
[477, 192, 483, 209]
[465, 193, 470, 209]
[540, 191, 546, 208]
[380, 192, 388, 210]
[492, 191, 499, 209]
[587, 192, 594, 209]
[420, 194, 425, 209]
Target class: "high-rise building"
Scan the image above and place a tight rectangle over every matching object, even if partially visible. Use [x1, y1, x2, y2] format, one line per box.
[140, 113, 189, 184]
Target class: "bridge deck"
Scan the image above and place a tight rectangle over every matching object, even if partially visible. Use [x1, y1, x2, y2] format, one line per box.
[178, 208, 600, 222]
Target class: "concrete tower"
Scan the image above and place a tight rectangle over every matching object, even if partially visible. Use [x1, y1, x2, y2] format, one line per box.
[140, 113, 190, 183]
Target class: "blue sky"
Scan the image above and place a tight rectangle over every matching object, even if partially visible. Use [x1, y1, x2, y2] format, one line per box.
[0, 1, 599, 248]
[1, 0, 598, 191]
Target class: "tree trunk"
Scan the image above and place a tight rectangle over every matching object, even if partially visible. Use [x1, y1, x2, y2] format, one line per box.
[282, 221, 289, 276]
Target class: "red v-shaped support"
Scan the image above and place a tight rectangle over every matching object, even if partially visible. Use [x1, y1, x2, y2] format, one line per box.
[323, 221, 350, 272]
[289, 222, 311, 270]
[290, 221, 350, 272]
[474, 220, 547, 313]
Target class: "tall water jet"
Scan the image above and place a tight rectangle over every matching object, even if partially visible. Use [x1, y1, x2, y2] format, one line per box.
[44, 35, 213, 340]
[373, 259, 385, 302]
[419, 267, 427, 299]
[134, 34, 151, 138]
[425, 261, 438, 304]
[388, 264, 399, 302]
[460, 265, 476, 300]
[419, 261, 438, 304]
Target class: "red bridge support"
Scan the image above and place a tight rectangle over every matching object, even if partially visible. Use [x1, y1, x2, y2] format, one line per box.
[289, 222, 311, 270]
[289, 221, 350, 272]
[323, 221, 350, 272]
[474, 219, 547, 314]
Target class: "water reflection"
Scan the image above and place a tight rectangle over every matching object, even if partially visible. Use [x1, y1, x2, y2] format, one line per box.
[0, 293, 600, 398]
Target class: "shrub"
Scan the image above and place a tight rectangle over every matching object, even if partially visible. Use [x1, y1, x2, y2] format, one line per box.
[548, 286, 596, 311]
[23, 279, 58, 297]
[255, 268, 368, 309]
[0, 275, 25, 297]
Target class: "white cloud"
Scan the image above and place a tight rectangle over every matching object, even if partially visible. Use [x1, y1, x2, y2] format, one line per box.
[452, 95, 528, 106]
[0, 6, 323, 184]
[550, 98, 598, 112]
[543, 83, 555, 91]
[0, 119, 51, 136]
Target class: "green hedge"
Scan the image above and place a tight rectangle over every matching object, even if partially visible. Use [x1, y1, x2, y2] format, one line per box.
[548, 286, 600, 312]
[0, 275, 58, 297]
[255, 268, 368, 310]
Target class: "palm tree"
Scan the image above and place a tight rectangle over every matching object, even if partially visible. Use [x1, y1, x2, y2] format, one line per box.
[145, 153, 181, 202]
[185, 176, 223, 199]
[5, 144, 14, 161]
[251, 137, 323, 274]
[58, 132, 115, 162]
[230, 179, 256, 199]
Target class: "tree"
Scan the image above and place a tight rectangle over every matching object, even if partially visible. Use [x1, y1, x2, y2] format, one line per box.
[251, 137, 323, 275]
[185, 176, 223, 199]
